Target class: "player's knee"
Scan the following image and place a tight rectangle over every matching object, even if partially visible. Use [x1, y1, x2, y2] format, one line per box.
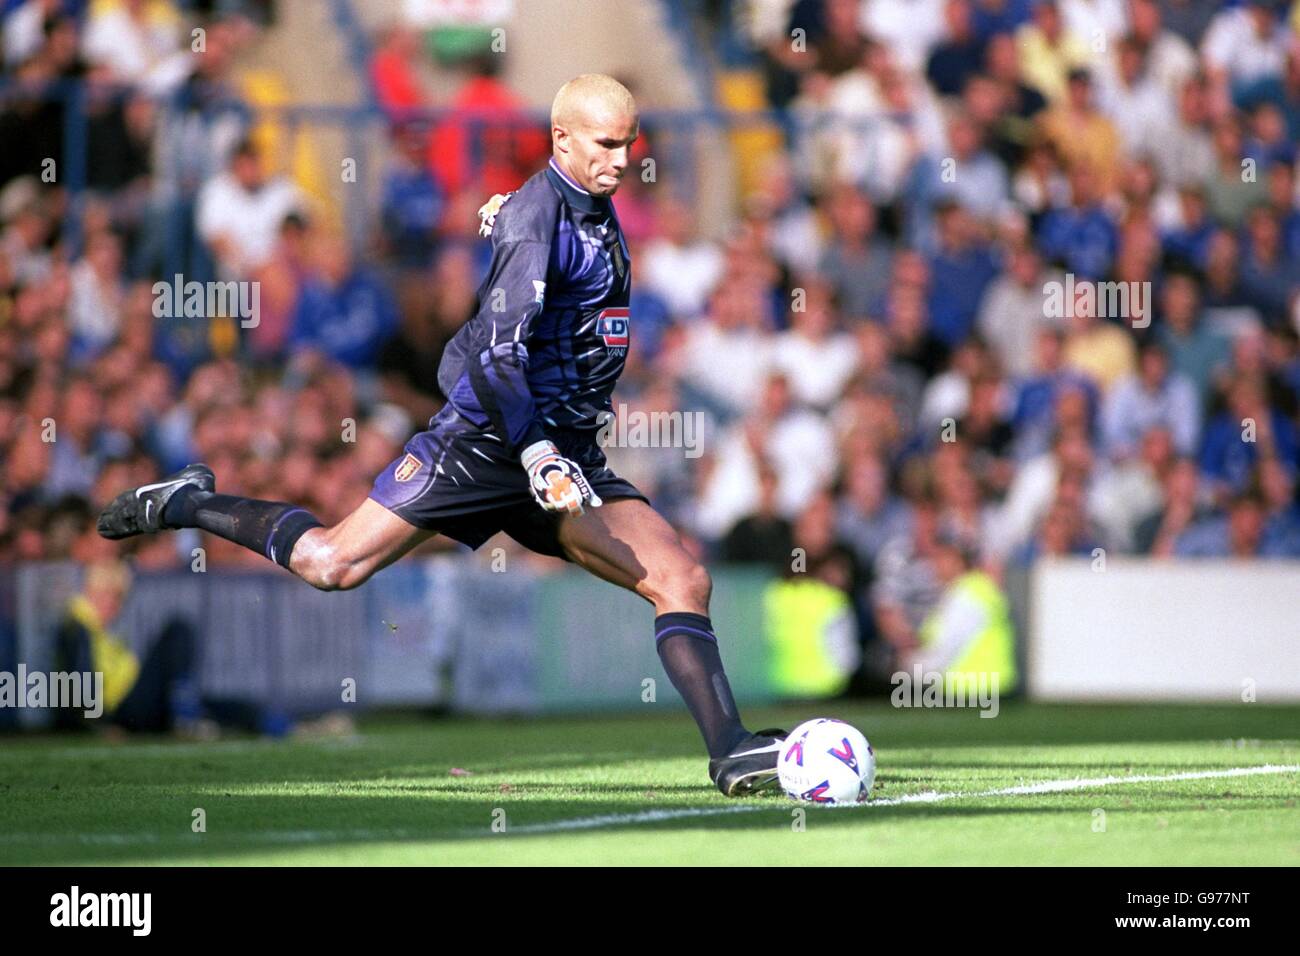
[292, 535, 370, 592]
[654, 560, 711, 611]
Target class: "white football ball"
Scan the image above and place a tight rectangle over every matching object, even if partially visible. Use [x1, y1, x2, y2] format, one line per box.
[777, 718, 875, 804]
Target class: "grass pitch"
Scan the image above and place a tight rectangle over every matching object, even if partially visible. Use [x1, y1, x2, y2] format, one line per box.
[1, 703, 1296, 865]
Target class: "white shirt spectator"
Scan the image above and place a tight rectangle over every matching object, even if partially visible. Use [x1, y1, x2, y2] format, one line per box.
[82, 1, 181, 85]
[3, 0, 46, 68]
[641, 238, 724, 322]
[860, 0, 945, 73]
[771, 329, 859, 410]
[196, 173, 302, 278]
[676, 321, 773, 419]
[1099, 71, 1174, 161]
[990, 447, 1107, 559]
[825, 72, 945, 203]
[695, 410, 838, 539]
[1090, 458, 1165, 552]
[1142, 30, 1198, 99]
[1060, 0, 1128, 47]
[1201, 7, 1289, 88]
[68, 258, 122, 351]
[977, 271, 1064, 379]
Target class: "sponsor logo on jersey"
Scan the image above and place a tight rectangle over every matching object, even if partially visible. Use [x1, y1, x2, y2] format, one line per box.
[595, 307, 629, 350]
[394, 453, 423, 482]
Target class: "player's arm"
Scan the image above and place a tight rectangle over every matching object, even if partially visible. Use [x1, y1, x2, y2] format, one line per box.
[465, 236, 550, 455]
[469, 203, 601, 515]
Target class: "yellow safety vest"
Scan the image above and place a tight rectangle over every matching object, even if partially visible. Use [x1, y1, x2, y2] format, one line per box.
[67, 596, 139, 714]
[918, 571, 1017, 695]
[764, 577, 853, 698]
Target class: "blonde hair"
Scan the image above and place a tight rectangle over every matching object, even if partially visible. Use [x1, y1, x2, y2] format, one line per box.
[551, 74, 637, 131]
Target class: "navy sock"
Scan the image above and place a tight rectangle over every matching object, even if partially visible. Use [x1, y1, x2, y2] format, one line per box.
[655, 612, 749, 758]
[163, 490, 322, 570]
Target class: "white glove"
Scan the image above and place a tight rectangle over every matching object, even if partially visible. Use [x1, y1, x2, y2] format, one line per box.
[521, 440, 603, 515]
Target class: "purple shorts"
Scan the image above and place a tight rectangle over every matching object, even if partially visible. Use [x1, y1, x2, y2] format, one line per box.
[368, 404, 647, 558]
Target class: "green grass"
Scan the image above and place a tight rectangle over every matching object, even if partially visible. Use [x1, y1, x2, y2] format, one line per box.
[1, 703, 1297, 865]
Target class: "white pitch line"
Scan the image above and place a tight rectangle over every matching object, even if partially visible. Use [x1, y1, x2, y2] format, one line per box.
[503, 763, 1300, 834]
[0, 765, 1293, 848]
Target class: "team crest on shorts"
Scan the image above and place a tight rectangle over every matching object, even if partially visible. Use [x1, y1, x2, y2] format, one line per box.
[595, 307, 629, 353]
[394, 453, 423, 482]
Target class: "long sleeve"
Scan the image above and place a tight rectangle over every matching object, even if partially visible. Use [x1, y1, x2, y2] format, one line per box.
[465, 238, 551, 455]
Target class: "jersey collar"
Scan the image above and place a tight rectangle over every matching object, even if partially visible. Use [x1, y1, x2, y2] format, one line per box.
[546, 157, 609, 215]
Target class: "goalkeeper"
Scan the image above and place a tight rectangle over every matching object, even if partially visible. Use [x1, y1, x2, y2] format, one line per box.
[97, 74, 785, 796]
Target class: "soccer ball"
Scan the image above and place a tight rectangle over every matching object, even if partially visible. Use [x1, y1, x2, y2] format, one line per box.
[777, 718, 875, 804]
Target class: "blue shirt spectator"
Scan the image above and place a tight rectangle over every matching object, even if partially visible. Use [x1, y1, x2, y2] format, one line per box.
[1037, 202, 1118, 281]
[381, 126, 445, 269]
[290, 240, 400, 369]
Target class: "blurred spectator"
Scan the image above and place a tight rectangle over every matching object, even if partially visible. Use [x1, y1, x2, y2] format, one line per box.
[992, 423, 1097, 558]
[696, 373, 837, 540]
[1062, 281, 1138, 393]
[906, 529, 1016, 694]
[81, 0, 184, 89]
[817, 181, 893, 318]
[925, 201, 999, 346]
[1175, 489, 1279, 557]
[1199, 374, 1299, 496]
[1201, 0, 1290, 98]
[1041, 69, 1123, 195]
[1037, 164, 1118, 280]
[721, 465, 794, 568]
[426, 54, 550, 198]
[642, 195, 724, 322]
[836, 450, 912, 571]
[871, 493, 943, 657]
[52, 558, 205, 735]
[380, 123, 446, 270]
[1015, 0, 1090, 102]
[289, 233, 400, 371]
[371, 25, 428, 117]
[926, 0, 986, 97]
[1100, 340, 1200, 459]
[762, 492, 860, 699]
[770, 278, 859, 410]
[673, 278, 773, 422]
[196, 138, 303, 280]
[1099, 36, 1175, 161]
[977, 243, 1060, 377]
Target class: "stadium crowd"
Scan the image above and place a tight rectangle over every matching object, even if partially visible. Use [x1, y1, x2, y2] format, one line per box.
[3, 0, 1300, 683]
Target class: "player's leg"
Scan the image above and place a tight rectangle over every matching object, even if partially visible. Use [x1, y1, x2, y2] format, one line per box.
[554, 496, 711, 612]
[97, 463, 433, 590]
[555, 498, 785, 795]
[287, 498, 433, 590]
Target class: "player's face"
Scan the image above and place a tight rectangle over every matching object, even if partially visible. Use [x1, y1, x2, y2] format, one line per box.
[561, 111, 639, 197]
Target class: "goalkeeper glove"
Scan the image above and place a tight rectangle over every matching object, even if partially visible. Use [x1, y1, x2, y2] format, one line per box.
[521, 440, 603, 515]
